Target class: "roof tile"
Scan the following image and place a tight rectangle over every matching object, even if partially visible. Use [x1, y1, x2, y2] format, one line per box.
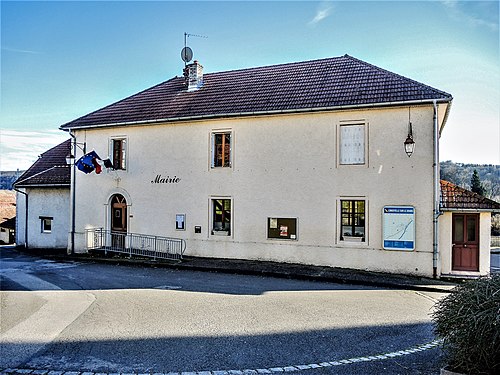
[14, 140, 71, 187]
[60, 55, 452, 129]
[440, 180, 500, 211]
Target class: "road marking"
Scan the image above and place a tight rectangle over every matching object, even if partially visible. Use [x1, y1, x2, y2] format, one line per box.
[0, 271, 96, 369]
[0, 339, 442, 374]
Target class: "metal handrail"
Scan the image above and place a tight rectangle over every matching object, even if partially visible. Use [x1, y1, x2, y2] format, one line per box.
[86, 228, 186, 260]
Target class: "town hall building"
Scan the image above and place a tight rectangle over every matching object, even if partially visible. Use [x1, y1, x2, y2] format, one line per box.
[17, 54, 499, 278]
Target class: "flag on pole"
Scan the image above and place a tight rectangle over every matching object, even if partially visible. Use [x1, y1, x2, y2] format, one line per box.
[75, 151, 114, 174]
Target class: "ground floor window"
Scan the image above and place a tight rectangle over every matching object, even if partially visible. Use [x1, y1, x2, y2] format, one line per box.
[340, 200, 365, 241]
[40, 216, 53, 233]
[212, 198, 231, 235]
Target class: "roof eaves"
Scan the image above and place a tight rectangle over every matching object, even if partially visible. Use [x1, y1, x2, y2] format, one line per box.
[13, 166, 69, 188]
[62, 97, 454, 131]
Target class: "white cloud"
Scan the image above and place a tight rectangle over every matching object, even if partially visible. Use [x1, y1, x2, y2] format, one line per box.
[441, 0, 499, 32]
[1, 46, 40, 54]
[309, 2, 333, 26]
[0, 129, 69, 171]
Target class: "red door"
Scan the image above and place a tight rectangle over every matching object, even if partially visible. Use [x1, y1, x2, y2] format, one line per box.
[452, 214, 479, 271]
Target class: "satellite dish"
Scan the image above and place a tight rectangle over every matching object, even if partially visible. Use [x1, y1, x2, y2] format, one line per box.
[181, 47, 193, 63]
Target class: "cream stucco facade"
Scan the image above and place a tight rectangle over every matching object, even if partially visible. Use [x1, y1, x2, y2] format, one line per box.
[71, 104, 452, 277]
[16, 187, 70, 249]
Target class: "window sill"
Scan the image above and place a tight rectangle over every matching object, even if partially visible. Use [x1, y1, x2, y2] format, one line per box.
[342, 237, 364, 242]
[211, 230, 230, 236]
[338, 239, 368, 247]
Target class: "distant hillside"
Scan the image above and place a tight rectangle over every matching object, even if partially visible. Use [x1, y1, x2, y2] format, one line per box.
[440, 161, 499, 201]
[0, 170, 24, 190]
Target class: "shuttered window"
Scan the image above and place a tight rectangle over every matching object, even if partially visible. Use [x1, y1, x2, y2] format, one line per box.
[339, 124, 365, 165]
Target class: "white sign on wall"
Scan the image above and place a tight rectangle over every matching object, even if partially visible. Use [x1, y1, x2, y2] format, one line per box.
[383, 206, 415, 250]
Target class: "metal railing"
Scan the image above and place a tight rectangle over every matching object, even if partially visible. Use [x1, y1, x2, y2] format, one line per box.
[491, 236, 500, 248]
[86, 228, 186, 260]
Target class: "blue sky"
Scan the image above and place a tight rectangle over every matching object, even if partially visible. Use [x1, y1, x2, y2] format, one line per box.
[1, 0, 499, 170]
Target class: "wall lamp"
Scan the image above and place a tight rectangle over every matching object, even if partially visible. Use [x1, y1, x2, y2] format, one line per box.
[404, 108, 415, 157]
[65, 154, 75, 165]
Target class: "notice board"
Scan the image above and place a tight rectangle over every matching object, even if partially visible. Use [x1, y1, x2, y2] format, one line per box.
[383, 206, 415, 250]
[267, 217, 297, 240]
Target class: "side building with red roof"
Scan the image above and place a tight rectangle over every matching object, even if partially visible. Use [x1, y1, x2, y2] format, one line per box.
[13, 139, 71, 250]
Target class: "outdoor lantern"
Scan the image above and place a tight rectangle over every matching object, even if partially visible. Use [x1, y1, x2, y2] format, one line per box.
[404, 108, 415, 157]
[66, 153, 75, 165]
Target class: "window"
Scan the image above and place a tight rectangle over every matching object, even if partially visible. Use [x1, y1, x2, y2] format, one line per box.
[112, 138, 127, 170]
[339, 124, 365, 165]
[211, 131, 231, 168]
[340, 200, 365, 241]
[40, 217, 53, 233]
[212, 198, 231, 235]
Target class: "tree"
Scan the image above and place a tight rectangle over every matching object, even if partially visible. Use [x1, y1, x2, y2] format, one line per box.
[470, 169, 485, 196]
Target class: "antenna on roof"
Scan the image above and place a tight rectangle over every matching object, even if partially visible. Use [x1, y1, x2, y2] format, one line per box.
[181, 32, 207, 66]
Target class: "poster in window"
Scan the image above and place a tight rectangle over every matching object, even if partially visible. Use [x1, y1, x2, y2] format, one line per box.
[176, 214, 186, 230]
[268, 218, 297, 240]
[270, 218, 278, 229]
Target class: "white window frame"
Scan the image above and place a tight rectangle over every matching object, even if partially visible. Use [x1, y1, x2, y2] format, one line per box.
[109, 137, 128, 171]
[210, 196, 233, 238]
[40, 216, 53, 233]
[210, 130, 233, 169]
[337, 122, 368, 167]
[336, 197, 369, 246]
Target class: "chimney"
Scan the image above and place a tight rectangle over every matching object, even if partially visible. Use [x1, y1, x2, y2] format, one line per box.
[184, 60, 203, 91]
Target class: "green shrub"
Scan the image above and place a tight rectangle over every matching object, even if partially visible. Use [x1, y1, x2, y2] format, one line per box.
[432, 274, 500, 374]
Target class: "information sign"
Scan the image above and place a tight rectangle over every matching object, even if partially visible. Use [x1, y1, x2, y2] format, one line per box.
[383, 206, 415, 250]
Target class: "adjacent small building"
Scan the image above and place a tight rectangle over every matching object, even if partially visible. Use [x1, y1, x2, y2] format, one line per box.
[14, 140, 71, 249]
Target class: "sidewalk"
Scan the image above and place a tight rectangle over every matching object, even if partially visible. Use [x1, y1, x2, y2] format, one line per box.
[11, 247, 458, 293]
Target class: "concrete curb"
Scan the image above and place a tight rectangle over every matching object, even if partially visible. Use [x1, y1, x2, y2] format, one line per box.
[7, 247, 458, 293]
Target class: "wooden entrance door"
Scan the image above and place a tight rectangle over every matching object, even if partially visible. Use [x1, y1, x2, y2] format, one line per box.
[452, 214, 479, 271]
[111, 194, 127, 248]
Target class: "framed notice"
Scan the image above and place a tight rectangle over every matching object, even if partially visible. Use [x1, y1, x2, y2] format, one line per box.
[267, 217, 297, 240]
[176, 214, 186, 230]
[383, 206, 415, 250]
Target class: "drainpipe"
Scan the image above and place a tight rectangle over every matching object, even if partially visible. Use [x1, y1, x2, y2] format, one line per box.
[14, 188, 28, 248]
[69, 131, 77, 255]
[433, 100, 442, 278]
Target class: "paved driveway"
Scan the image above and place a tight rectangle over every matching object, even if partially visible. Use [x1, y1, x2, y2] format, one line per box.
[1, 248, 446, 374]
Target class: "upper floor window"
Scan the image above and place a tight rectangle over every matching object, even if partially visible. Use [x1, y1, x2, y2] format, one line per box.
[339, 124, 365, 165]
[211, 131, 232, 168]
[112, 138, 127, 170]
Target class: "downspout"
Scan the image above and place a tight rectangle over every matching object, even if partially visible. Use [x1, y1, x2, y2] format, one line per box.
[14, 188, 28, 248]
[69, 131, 77, 255]
[433, 100, 442, 278]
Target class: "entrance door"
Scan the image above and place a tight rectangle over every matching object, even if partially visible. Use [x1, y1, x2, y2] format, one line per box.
[452, 214, 479, 271]
[111, 194, 127, 248]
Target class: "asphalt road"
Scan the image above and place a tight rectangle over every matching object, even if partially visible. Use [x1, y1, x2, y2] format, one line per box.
[0, 247, 447, 374]
[491, 250, 500, 273]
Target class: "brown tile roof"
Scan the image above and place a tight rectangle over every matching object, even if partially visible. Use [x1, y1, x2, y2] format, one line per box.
[14, 139, 71, 187]
[60, 55, 452, 130]
[0, 190, 16, 225]
[440, 180, 500, 211]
